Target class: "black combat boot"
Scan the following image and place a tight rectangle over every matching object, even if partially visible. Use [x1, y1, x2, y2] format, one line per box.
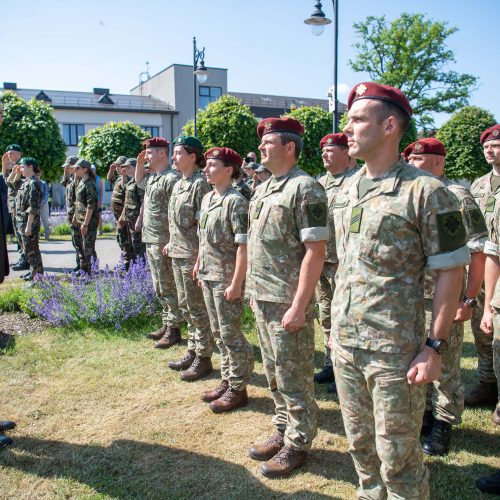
[422, 419, 452, 456]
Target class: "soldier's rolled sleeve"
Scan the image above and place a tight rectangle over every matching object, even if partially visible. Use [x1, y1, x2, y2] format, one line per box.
[468, 236, 487, 253]
[484, 240, 500, 257]
[300, 226, 329, 242]
[230, 196, 249, 246]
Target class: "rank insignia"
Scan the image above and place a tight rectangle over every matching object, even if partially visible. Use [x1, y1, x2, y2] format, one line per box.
[494, 130, 500, 138]
[253, 201, 264, 219]
[213, 149, 220, 156]
[350, 207, 363, 233]
[486, 195, 496, 213]
[177, 138, 182, 143]
[413, 143, 423, 152]
[326, 138, 333, 144]
[200, 212, 208, 229]
[264, 121, 272, 130]
[356, 84, 367, 96]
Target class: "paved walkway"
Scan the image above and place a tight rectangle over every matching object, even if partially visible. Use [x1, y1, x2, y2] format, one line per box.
[6, 237, 122, 280]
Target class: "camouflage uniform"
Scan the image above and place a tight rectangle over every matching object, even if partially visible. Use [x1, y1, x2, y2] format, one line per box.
[233, 179, 252, 201]
[110, 174, 133, 265]
[424, 179, 487, 424]
[140, 167, 182, 329]
[247, 166, 328, 451]
[74, 177, 98, 273]
[331, 160, 470, 499]
[315, 169, 356, 368]
[123, 178, 146, 264]
[470, 172, 500, 385]
[62, 175, 82, 269]
[198, 188, 254, 390]
[167, 171, 213, 357]
[15, 177, 43, 277]
[6, 177, 25, 260]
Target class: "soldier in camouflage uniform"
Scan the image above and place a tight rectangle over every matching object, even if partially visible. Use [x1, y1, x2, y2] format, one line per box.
[466, 125, 500, 407]
[119, 158, 146, 268]
[136, 138, 182, 348]
[166, 135, 213, 381]
[107, 155, 133, 267]
[405, 138, 488, 456]
[246, 117, 328, 478]
[61, 156, 81, 272]
[331, 83, 470, 499]
[195, 147, 254, 412]
[72, 159, 99, 274]
[233, 173, 252, 201]
[8, 157, 43, 280]
[313, 133, 355, 392]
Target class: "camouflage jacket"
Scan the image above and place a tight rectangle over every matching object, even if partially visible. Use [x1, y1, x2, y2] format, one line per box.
[331, 160, 470, 353]
[6, 178, 22, 214]
[141, 168, 180, 245]
[74, 177, 98, 227]
[198, 187, 249, 284]
[233, 179, 252, 201]
[470, 171, 500, 239]
[124, 178, 144, 223]
[167, 171, 212, 258]
[320, 168, 358, 263]
[109, 175, 127, 216]
[246, 165, 328, 303]
[483, 192, 500, 308]
[15, 177, 41, 225]
[62, 175, 79, 219]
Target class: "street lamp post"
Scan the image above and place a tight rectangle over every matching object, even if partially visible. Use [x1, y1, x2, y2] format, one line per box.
[193, 36, 208, 137]
[304, 1, 338, 133]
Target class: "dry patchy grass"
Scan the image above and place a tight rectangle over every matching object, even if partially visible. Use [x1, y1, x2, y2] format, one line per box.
[0, 319, 498, 499]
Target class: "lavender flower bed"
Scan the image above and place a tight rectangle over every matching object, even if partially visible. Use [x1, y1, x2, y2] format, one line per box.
[48, 209, 117, 228]
[26, 256, 159, 328]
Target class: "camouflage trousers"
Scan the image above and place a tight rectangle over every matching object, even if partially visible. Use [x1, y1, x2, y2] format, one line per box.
[334, 342, 429, 500]
[314, 261, 338, 368]
[126, 220, 146, 264]
[68, 217, 81, 269]
[116, 222, 133, 267]
[17, 221, 43, 277]
[146, 244, 181, 329]
[253, 300, 318, 451]
[471, 288, 496, 384]
[492, 309, 500, 401]
[12, 213, 26, 259]
[171, 256, 212, 357]
[74, 225, 97, 273]
[201, 280, 254, 390]
[424, 299, 464, 424]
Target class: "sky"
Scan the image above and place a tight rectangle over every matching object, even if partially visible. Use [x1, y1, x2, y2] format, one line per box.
[1, 0, 497, 127]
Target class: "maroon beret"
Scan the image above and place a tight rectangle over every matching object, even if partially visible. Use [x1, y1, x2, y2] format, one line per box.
[480, 125, 500, 145]
[320, 133, 348, 149]
[404, 138, 446, 160]
[205, 147, 243, 167]
[347, 82, 412, 118]
[257, 117, 304, 139]
[143, 137, 170, 149]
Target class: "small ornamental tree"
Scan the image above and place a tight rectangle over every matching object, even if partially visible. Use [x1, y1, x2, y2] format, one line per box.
[436, 106, 496, 181]
[0, 91, 66, 181]
[79, 122, 150, 175]
[183, 95, 259, 158]
[284, 106, 332, 177]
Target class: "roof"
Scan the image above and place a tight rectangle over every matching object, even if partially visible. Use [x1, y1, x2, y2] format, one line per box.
[1, 88, 176, 114]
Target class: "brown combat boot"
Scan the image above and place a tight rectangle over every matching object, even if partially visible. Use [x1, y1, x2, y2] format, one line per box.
[260, 446, 308, 478]
[201, 380, 229, 402]
[154, 326, 181, 349]
[464, 382, 497, 407]
[147, 324, 168, 340]
[248, 431, 284, 461]
[168, 350, 196, 371]
[210, 387, 248, 413]
[180, 357, 213, 382]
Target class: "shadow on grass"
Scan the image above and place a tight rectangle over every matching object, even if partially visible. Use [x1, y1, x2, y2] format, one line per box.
[1, 437, 340, 499]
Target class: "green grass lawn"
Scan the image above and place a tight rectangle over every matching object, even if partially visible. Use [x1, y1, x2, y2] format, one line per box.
[0, 315, 498, 499]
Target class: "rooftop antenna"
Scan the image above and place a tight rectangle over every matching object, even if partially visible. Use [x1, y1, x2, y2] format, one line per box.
[139, 61, 150, 96]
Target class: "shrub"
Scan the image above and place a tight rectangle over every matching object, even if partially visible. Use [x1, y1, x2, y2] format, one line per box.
[0, 285, 24, 312]
[51, 223, 72, 236]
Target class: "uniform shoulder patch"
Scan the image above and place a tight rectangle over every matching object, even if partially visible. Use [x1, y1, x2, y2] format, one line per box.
[467, 207, 487, 235]
[237, 212, 248, 232]
[437, 211, 467, 253]
[306, 203, 327, 227]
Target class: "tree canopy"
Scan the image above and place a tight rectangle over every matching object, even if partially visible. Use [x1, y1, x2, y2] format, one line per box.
[349, 13, 478, 129]
[0, 91, 66, 181]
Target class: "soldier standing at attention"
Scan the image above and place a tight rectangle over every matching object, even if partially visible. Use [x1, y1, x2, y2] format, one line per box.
[331, 83, 470, 498]
[466, 124, 500, 408]
[136, 138, 182, 348]
[107, 156, 133, 267]
[61, 156, 81, 272]
[72, 159, 98, 274]
[8, 157, 43, 281]
[165, 136, 213, 381]
[194, 147, 254, 412]
[247, 117, 328, 478]
[405, 138, 488, 456]
[313, 132, 354, 394]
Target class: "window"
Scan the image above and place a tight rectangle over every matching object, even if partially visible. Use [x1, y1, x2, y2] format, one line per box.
[199, 86, 222, 109]
[141, 126, 160, 137]
[63, 124, 85, 146]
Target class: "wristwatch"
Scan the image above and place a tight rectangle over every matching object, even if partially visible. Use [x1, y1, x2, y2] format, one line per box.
[463, 295, 478, 308]
[425, 337, 448, 355]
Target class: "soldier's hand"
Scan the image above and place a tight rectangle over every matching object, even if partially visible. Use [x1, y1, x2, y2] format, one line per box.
[137, 150, 147, 165]
[454, 302, 472, 323]
[480, 308, 494, 335]
[224, 283, 242, 301]
[281, 305, 305, 333]
[81, 224, 88, 237]
[134, 220, 142, 233]
[407, 347, 441, 385]
[162, 244, 169, 256]
[24, 226, 32, 237]
[118, 217, 125, 228]
[2, 152, 10, 167]
[192, 261, 199, 282]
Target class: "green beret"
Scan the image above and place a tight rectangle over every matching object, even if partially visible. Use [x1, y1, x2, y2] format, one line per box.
[123, 158, 137, 167]
[18, 157, 39, 169]
[6, 144, 22, 152]
[62, 156, 79, 167]
[173, 135, 204, 150]
[75, 158, 92, 169]
[114, 155, 128, 165]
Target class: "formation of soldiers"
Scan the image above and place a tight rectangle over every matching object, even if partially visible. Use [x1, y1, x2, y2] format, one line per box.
[0, 82, 499, 495]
